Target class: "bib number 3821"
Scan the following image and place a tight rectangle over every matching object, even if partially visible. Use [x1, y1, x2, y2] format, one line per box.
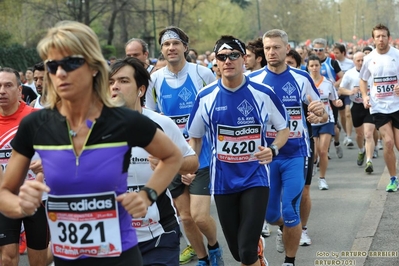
[46, 192, 122, 259]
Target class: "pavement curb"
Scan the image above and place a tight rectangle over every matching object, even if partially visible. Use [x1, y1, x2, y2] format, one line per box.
[351, 164, 390, 265]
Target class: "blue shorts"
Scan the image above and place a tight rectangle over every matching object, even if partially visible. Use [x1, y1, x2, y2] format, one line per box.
[138, 226, 180, 266]
[338, 95, 351, 110]
[266, 157, 305, 227]
[312, 122, 335, 137]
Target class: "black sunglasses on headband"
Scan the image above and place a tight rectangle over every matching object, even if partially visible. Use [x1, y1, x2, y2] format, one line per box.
[45, 55, 86, 74]
[216, 52, 242, 62]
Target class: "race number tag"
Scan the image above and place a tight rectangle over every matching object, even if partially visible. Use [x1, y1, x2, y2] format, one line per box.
[216, 125, 261, 163]
[266, 107, 303, 139]
[46, 192, 122, 259]
[353, 86, 363, 103]
[374, 76, 396, 98]
[170, 114, 190, 141]
[286, 107, 303, 138]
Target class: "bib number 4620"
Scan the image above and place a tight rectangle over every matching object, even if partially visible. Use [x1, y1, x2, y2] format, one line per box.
[222, 141, 256, 154]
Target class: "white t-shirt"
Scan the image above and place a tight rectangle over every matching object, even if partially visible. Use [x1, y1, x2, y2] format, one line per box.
[341, 67, 371, 104]
[338, 57, 354, 73]
[359, 47, 399, 114]
[145, 61, 215, 168]
[128, 108, 195, 242]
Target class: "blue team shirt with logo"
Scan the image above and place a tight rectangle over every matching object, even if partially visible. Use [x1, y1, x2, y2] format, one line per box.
[248, 66, 320, 158]
[187, 76, 288, 194]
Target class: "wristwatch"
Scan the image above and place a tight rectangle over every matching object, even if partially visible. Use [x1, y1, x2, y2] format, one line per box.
[269, 144, 279, 157]
[140, 187, 158, 205]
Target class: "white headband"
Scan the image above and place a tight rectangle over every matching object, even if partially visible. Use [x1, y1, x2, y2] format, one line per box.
[161, 30, 187, 46]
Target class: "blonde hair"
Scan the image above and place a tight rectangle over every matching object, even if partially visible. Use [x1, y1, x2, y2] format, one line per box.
[37, 21, 115, 108]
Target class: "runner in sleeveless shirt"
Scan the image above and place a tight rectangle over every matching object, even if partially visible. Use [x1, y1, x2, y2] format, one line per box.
[188, 35, 290, 266]
[0, 67, 49, 266]
[109, 57, 199, 266]
[359, 24, 399, 192]
[145, 26, 224, 266]
[338, 52, 376, 173]
[0, 21, 183, 266]
[249, 30, 327, 266]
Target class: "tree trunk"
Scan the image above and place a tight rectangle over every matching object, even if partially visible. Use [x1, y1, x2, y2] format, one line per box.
[107, 0, 118, 45]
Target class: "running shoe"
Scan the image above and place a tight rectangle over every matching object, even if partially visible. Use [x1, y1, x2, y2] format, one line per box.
[261, 221, 271, 237]
[19, 231, 27, 254]
[209, 247, 224, 266]
[258, 237, 268, 266]
[346, 138, 354, 147]
[312, 160, 318, 177]
[196, 261, 208, 266]
[386, 177, 398, 192]
[357, 151, 365, 166]
[377, 140, 383, 150]
[365, 161, 374, 173]
[276, 229, 284, 253]
[180, 245, 196, 265]
[373, 149, 378, 158]
[335, 145, 343, 158]
[318, 178, 329, 190]
[282, 264, 294, 266]
[299, 229, 312, 246]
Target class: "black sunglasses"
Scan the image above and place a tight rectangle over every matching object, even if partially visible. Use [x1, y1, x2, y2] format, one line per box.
[45, 55, 86, 74]
[216, 52, 242, 62]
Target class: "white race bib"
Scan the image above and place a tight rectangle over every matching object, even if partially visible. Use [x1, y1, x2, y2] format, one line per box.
[216, 124, 261, 163]
[46, 192, 122, 259]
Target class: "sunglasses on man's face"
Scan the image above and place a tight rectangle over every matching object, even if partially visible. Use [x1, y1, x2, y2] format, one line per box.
[313, 48, 325, 53]
[216, 52, 242, 62]
[45, 55, 86, 74]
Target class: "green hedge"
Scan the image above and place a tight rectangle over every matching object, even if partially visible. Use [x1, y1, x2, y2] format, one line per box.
[0, 44, 41, 71]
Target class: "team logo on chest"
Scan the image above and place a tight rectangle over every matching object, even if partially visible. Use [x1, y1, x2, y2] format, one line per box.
[282, 82, 296, 95]
[178, 87, 193, 102]
[237, 99, 254, 117]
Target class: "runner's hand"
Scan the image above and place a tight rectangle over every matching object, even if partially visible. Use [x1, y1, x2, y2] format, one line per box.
[363, 96, 371, 109]
[254, 146, 273, 165]
[19, 172, 49, 216]
[148, 155, 159, 171]
[181, 173, 196, 186]
[394, 84, 399, 96]
[29, 159, 43, 175]
[307, 111, 321, 124]
[117, 192, 148, 218]
[307, 95, 324, 117]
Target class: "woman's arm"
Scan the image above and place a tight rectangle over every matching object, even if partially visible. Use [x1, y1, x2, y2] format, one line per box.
[0, 150, 49, 218]
[117, 128, 183, 218]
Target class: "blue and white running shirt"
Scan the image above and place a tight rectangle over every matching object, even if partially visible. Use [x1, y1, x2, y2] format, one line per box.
[187, 75, 288, 195]
[145, 62, 215, 168]
[248, 66, 320, 158]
